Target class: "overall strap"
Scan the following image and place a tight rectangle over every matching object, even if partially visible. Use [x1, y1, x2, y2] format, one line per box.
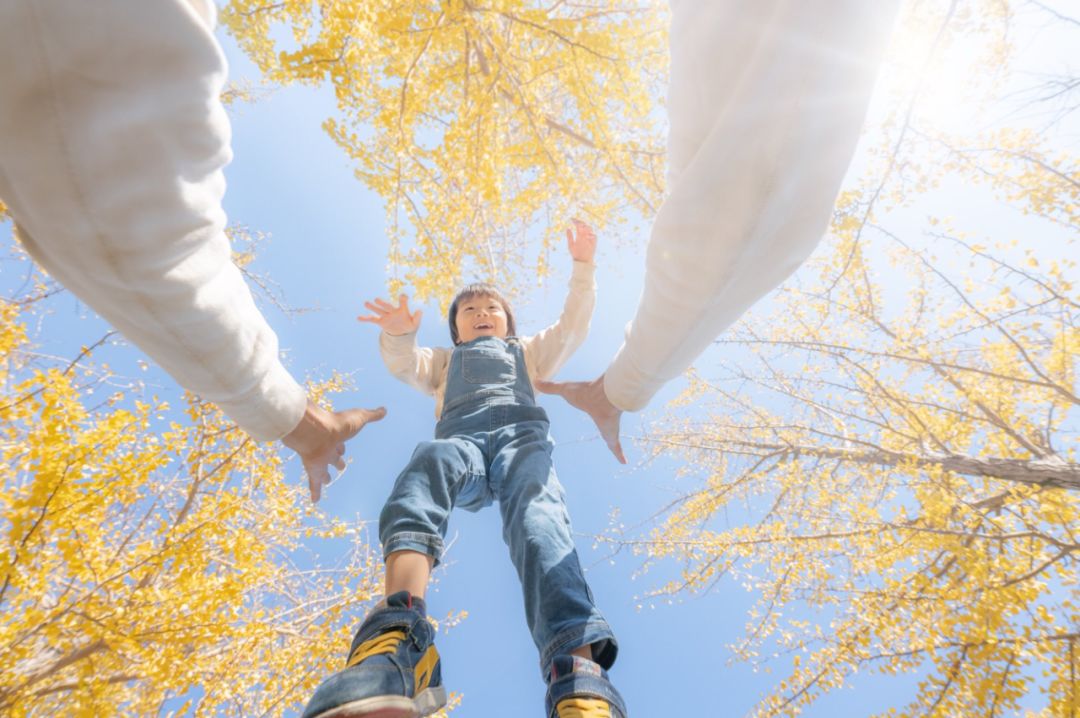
[505, 337, 536, 402]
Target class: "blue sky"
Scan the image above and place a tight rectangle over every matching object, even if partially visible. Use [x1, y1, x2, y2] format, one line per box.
[215, 10, 1075, 715]
[0, 4, 1073, 717]
[210, 30, 921, 718]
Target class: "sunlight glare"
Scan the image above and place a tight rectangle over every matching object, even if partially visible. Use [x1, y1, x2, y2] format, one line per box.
[884, 16, 987, 133]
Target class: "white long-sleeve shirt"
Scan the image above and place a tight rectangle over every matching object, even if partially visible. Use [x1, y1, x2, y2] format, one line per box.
[380, 261, 596, 418]
[0, 0, 306, 441]
[603, 0, 902, 411]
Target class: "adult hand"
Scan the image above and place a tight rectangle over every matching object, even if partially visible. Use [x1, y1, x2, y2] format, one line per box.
[357, 294, 422, 335]
[566, 218, 597, 263]
[282, 399, 387, 502]
[535, 374, 626, 464]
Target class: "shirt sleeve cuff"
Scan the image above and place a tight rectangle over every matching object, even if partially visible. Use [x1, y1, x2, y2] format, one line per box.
[570, 260, 596, 283]
[216, 360, 308, 442]
[603, 342, 663, 413]
[379, 329, 419, 355]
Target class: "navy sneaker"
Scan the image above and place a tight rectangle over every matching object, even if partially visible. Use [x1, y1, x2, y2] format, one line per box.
[301, 591, 446, 718]
[545, 655, 627, 718]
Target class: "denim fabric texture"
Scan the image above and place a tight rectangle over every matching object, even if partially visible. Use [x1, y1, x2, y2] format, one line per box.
[545, 655, 628, 718]
[379, 336, 618, 676]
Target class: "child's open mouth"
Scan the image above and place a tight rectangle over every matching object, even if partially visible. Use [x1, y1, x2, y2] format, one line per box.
[474, 323, 493, 330]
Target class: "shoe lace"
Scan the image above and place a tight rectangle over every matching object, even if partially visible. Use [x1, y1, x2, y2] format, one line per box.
[346, 629, 407, 668]
[556, 697, 612, 718]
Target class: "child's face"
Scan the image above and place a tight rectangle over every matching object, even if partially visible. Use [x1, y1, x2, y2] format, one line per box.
[455, 294, 509, 344]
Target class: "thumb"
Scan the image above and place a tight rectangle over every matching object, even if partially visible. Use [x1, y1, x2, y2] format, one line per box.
[412, 309, 423, 328]
[336, 406, 387, 439]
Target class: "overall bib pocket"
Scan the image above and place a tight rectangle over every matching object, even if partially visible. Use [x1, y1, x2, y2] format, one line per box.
[461, 344, 516, 385]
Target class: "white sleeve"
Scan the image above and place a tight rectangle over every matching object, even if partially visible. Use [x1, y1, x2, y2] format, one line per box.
[0, 0, 307, 441]
[378, 331, 449, 396]
[603, 0, 901, 411]
[523, 261, 596, 381]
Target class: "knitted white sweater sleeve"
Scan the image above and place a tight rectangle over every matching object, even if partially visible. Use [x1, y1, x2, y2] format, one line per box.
[603, 0, 901, 411]
[0, 0, 306, 440]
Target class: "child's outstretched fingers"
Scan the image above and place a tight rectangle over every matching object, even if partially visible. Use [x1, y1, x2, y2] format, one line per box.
[357, 297, 391, 323]
[566, 218, 597, 263]
[357, 295, 421, 335]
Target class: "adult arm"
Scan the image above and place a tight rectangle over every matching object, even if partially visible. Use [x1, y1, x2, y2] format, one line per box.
[603, 0, 902, 411]
[540, 0, 901, 461]
[0, 0, 305, 439]
[0, 0, 382, 500]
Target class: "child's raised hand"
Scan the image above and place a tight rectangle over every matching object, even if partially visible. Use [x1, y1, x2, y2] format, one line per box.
[358, 294, 422, 336]
[566, 218, 597, 263]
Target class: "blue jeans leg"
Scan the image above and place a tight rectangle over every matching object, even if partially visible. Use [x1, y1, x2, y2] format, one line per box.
[380, 437, 488, 566]
[491, 424, 618, 676]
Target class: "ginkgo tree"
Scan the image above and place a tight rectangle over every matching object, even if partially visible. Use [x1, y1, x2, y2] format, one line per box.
[0, 1, 669, 713]
[0, 272, 395, 715]
[633, 2, 1078, 717]
[222, 0, 668, 306]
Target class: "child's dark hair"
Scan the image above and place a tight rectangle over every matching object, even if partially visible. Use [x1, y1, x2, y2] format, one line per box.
[448, 283, 516, 345]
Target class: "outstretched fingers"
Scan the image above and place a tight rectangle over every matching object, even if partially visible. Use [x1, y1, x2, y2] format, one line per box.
[284, 401, 388, 503]
[602, 417, 627, 465]
[358, 298, 391, 323]
[358, 295, 420, 333]
[565, 218, 597, 262]
[337, 406, 387, 442]
[535, 378, 572, 397]
[306, 460, 332, 503]
[535, 377, 627, 464]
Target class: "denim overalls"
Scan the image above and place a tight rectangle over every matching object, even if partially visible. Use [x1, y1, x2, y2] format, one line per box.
[379, 336, 618, 675]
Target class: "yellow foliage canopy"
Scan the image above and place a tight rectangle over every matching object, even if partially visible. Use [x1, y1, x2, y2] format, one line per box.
[635, 2, 1079, 716]
[223, 0, 668, 306]
[0, 297, 384, 715]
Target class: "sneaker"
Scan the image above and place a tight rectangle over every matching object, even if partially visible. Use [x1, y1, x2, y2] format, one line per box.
[301, 591, 447, 718]
[545, 655, 627, 718]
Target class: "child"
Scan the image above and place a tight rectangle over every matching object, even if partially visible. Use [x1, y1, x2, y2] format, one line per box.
[301, 220, 626, 718]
